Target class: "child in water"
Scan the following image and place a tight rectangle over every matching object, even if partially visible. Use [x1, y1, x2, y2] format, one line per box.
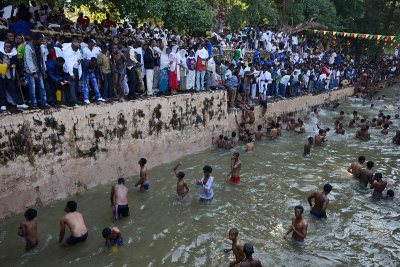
[18, 208, 38, 251]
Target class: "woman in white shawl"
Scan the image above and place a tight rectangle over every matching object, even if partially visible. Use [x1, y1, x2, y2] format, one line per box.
[178, 48, 187, 90]
[159, 46, 170, 93]
[186, 50, 196, 90]
[169, 46, 179, 95]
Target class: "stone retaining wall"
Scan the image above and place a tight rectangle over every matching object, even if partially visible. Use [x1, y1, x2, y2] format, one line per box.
[0, 87, 358, 218]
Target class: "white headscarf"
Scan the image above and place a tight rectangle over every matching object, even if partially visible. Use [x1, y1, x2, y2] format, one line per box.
[195, 46, 208, 60]
[160, 47, 170, 69]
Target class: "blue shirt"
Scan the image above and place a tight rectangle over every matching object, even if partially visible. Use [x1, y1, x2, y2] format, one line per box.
[45, 60, 63, 83]
[202, 42, 213, 57]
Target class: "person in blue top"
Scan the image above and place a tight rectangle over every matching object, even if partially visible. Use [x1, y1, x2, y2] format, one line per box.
[196, 165, 214, 202]
[81, 57, 106, 104]
[45, 57, 69, 106]
[202, 39, 213, 57]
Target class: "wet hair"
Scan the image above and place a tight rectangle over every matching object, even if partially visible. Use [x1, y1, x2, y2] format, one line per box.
[340, 111, 344, 115]
[384, 124, 389, 129]
[203, 165, 212, 173]
[25, 208, 37, 221]
[353, 111, 358, 115]
[232, 132, 237, 137]
[67, 201, 77, 212]
[257, 125, 262, 130]
[229, 228, 239, 236]
[319, 129, 324, 134]
[234, 152, 240, 157]
[219, 134, 223, 139]
[358, 156, 366, 162]
[374, 173, 382, 179]
[102, 227, 111, 238]
[387, 115, 391, 120]
[224, 136, 228, 141]
[118, 178, 125, 184]
[308, 137, 313, 143]
[295, 205, 304, 212]
[387, 190, 394, 197]
[367, 161, 374, 169]
[323, 183, 332, 193]
[243, 243, 254, 257]
[178, 171, 185, 179]
[245, 129, 250, 134]
[250, 106, 254, 111]
[360, 119, 365, 123]
[139, 158, 147, 165]
[247, 137, 253, 142]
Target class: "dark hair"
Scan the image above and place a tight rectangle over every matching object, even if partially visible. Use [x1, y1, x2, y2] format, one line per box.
[100, 44, 108, 50]
[178, 171, 185, 178]
[308, 137, 313, 142]
[224, 136, 228, 141]
[219, 134, 223, 139]
[90, 57, 98, 62]
[25, 208, 37, 221]
[56, 57, 65, 63]
[102, 227, 111, 238]
[387, 189, 394, 197]
[32, 32, 43, 41]
[257, 125, 262, 130]
[232, 132, 237, 137]
[384, 124, 389, 129]
[118, 178, 125, 184]
[323, 183, 332, 193]
[67, 201, 77, 212]
[140, 158, 147, 165]
[319, 129, 324, 134]
[243, 243, 254, 257]
[358, 156, 366, 162]
[367, 161, 374, 169]
[234, 152, 239, 157]
[340, 111, 344, 115]
[295, 205, 304, 212]
[203, 165, 212, 173]
[374, 173, 382, 179]
[229, 228, 239, 236]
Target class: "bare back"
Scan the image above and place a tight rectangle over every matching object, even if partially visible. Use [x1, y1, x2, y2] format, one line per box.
[113, 184, 129, 205]
[62, 212, 87, 237]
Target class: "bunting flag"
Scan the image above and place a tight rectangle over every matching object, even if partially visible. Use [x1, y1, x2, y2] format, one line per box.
[307, 29, 400, 44]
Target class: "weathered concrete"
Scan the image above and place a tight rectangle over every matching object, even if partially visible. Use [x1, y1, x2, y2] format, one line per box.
[0, 87, 357, 218]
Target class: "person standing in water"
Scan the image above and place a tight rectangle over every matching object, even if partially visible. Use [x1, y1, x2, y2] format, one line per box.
[18, 208, 38, 251]
[102, 226, 123, 247]
[59, 201, 88, 246]
[245, 137, 254, 152]
[303, 137, 313, 155]
[347, 156, 366, 179]
[173, 162, 190, 200]
[111, 178, 130, 221]
[307, 184, 332, 219]
[283, 206, 308, 247]
[370, 173, 387, 199]
[225, 228, 245, 267]
[229, 152, 242, 184]
[239, 243, 263, 267]
[135, 158, 149, 191]
[196, 165, 214, 202]
[359, 161, 374, 187]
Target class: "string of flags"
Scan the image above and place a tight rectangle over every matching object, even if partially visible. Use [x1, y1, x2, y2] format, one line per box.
[307, 29, 399, 46]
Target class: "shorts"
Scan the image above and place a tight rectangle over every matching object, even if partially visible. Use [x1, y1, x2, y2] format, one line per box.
[141, 183, 149, 190]
[66, 232, 88, 245]
[291, 236, 305, 247]
[243, 85, 250, 92]
[371, 195, 383, 199]
[113, 204, 129, 221]
[230, 176, 240, 184]
[310, 208, 323, 219]
[107, 237, 123, 247]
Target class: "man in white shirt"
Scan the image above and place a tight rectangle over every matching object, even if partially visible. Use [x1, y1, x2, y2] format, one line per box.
[63, 42, 82, 105]
[83, 40, 100, 60]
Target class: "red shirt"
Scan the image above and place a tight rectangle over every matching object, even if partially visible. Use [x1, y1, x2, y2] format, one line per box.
[196, 56, 206, 71]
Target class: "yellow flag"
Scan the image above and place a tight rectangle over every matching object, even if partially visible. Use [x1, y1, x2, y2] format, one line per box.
[377, 35, 382, 40]
[323, 31, 327, 35]
[333, 31, 337, 35]
[391, 36, 395, 41]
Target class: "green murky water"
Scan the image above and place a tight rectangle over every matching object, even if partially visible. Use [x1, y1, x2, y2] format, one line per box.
[0, 85, 399, 266]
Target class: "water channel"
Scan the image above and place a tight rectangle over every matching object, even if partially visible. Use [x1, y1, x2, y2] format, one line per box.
[0, 85, 399, 266]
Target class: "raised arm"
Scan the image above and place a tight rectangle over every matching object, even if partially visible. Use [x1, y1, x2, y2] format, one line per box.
[173, 162, 182, 178]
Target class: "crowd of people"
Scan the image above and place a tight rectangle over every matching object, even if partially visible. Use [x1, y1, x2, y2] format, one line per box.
[1, 2, 399, 112]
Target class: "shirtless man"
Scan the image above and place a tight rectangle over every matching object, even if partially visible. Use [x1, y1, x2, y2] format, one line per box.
[102, 226, 123, 247]
[295, 120, 306, 134]
[59, 201, 88, 246]
[347, 156, 365, 178]
[18, 208, 38, 251]
[335, 111, 345, 120]
[307, 184, 332, 219]
[225, 228, 245, 266]
[353, 111, 360, 120]
[173, 162, 189, 200]
[245, 137, 254, 152]
[393, 130, 400, 145]
[303, 137, 313, 155]
[236, 117, 247, 141]
[214, 134, 225, 148]
[268, 123, 278, 140]
[358, 161, 374, 187]
[381, 124, 389, 135]
[370, 173, 387, 199]
[111, 44, 127, 101]
[243, 71, 253, 104]
[286, 118, 296, 131]
[335, 123, 345, 135]
[283, 206, 308, 247]
[111, 178, 129, 220]
[224, 136, 232, 150]
[239, 243, 262, 267]
[243, 106, 255, 125]
[135, 158, 149, 191]
[255, 125, 265, 141]
[314, 129, 326, 145]
[229, 152, 242, 184]
[230, 132, 238, 147]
